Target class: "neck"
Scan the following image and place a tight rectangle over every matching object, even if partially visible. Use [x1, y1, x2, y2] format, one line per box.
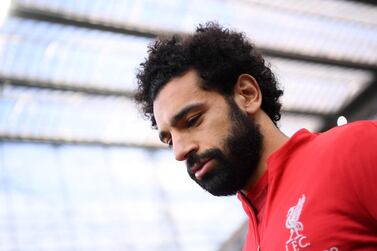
[241, 111, 289, 193]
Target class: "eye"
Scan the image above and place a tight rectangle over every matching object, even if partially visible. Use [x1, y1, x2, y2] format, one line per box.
[187, 114, 201, 127]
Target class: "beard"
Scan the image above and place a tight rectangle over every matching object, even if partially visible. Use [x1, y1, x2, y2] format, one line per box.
[186, 98, 263, 196]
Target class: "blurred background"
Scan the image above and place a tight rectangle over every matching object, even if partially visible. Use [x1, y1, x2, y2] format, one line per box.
[0, 0, 376, 250]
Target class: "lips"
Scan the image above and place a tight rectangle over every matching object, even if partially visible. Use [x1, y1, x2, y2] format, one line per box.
[190, 158, 214, 180]
[190, 159, 208, 173]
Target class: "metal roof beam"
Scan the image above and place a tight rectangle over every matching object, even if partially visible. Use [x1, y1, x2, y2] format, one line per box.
[0, 133, 164, 149]
[12, 7, 159, 39]
[260, 48, 377, 71]
[0, 76, 133, 97]
[344, 0, 377, 6]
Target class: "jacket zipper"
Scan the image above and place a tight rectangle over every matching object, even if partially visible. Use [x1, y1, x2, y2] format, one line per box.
[246, 198, 261, 251]
[239, 192, 261, 250]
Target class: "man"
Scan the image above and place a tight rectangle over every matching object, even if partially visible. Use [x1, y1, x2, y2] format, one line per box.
[135, 22, 377, 250]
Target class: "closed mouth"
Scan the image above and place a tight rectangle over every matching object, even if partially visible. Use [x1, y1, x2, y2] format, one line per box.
[190, 158, 215, 180]
[190, 158, 211, 174]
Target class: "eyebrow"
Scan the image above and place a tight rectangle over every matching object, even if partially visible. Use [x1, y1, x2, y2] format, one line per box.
[171, 103, 204, 126]
[158, 103, 205, 143]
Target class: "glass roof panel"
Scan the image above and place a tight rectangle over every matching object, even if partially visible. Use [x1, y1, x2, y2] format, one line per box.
[0, 142, 245, 251]
[0, 85, 161, 146]
[250, 0, 377, 26]
[0, 17, 150, 91]
[13, 0, 377, 64]
[279, 112, 323, 136]
[268, 57, 373, 114]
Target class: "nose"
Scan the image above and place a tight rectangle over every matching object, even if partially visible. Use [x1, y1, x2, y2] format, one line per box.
[172, 134, 198, 161]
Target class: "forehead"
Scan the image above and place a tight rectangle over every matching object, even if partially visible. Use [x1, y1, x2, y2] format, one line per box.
[153, 70, 217, 127]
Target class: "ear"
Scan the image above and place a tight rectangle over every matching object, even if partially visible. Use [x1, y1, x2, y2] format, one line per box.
[233, 74, 262, 115]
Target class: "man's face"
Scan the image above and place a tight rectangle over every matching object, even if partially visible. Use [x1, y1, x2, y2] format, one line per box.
[153, 70, 262, 196]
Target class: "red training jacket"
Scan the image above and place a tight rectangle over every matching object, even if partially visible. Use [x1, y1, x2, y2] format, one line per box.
[238, 121, 377, 251]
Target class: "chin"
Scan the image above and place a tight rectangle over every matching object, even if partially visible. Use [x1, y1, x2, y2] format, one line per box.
[197, 172, 246, 197]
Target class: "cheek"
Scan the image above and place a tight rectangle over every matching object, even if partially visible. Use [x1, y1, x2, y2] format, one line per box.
[200, 117, 231, 146]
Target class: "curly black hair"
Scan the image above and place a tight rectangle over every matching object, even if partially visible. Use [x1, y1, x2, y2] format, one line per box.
[135, 22, 283, 128]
